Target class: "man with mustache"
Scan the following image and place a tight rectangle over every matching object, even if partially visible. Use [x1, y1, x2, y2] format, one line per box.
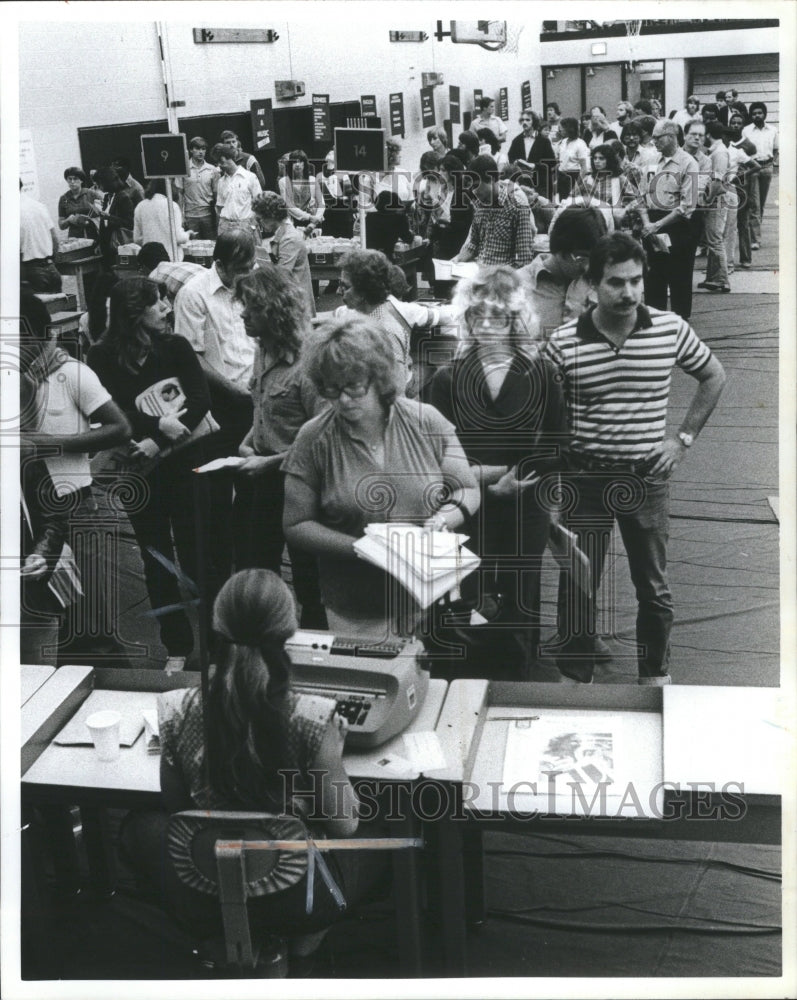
[545, 233, 725, 686]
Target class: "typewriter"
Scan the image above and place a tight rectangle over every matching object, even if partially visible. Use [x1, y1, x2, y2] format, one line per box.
[285, 631, 429, 748]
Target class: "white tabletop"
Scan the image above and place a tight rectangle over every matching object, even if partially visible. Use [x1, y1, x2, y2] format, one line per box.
[22, 678, 448, 797]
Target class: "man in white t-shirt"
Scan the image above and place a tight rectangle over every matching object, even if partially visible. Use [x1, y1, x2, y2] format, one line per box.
[474, 97, 507, 146]
[20, 182, 62, 293]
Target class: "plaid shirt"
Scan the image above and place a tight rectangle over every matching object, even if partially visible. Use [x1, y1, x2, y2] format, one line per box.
[149, 261, 206, 302]
[462, 184, 534, 266]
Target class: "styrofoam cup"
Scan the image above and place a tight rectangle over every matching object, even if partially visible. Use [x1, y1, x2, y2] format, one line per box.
[86, 710, 122, 761]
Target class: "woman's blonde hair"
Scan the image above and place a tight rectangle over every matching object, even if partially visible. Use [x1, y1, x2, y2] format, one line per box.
[452, 266, 540, 350]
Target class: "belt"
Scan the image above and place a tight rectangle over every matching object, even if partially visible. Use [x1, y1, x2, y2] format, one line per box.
[23, 257, 54, 265]
[566, 452, 654, 475]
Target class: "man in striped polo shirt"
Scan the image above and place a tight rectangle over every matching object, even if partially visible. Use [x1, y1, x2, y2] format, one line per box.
[545, 233, 725, 685]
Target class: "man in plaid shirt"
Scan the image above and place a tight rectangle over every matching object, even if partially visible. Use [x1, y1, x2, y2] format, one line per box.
[452, 155, 534, 267]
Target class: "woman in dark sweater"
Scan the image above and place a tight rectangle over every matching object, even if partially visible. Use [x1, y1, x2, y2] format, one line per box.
[424, 266, 566, 676]
[88, 276, 216, 671]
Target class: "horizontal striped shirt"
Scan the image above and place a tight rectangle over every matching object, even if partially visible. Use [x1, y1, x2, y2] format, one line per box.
[544, 305, 713, 462]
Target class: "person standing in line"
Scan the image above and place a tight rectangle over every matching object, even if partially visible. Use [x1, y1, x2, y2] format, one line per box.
[253, 192, 316, 317]
[742, 102, 778, 250]
[111, 157, 145, 207]
[181, 136, 219, 240]
[474, 96, 508, 146]
[210, 142, 261, 237]
[133, 179, 192, 261]
[695, 122, 732, 294]
[545, 233, 725, 686]
[219, 129, 266, 190]
[633, 118, 699, 320]
[20, 181, 62, 293]
[452, 155, 534, 268]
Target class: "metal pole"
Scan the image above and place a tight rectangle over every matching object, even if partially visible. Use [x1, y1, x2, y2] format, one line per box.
[164, 176, 178, 261]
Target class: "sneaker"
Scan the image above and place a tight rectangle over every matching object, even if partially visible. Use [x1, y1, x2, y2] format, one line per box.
[697, 280, 719, 289]
[708, 286, 731, 293]
[740, 262, 752, 269]
[751, 242, 760, 250]
[559, 672, 594, 685]
[638, 674, 672, 686]
[164, 656, 187, 675]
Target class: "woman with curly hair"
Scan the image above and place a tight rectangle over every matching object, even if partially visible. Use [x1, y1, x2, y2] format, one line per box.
[332, 248, 450, 395]
[232, 265, 327, 629]
[283, 314, 479, 639]
[121, 568, 388, 972]
[87, 276, 215, 671]
[586, 143, 625, 223]
[424, 266, 566, 676]
[253, 190, 316, 316]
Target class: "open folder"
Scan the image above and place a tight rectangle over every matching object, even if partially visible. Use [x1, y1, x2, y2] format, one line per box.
[431, 259, 480, 282]
[353, 523, 480, 609]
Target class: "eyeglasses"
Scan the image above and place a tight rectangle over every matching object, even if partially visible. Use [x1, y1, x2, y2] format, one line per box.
[319, 381, 370, 400]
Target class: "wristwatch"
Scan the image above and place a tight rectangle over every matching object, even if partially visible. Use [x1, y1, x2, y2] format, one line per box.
[677, 431, 694, 448]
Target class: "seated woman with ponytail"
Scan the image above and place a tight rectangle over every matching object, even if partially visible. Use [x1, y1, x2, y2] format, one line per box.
[120, 569, 387, 964]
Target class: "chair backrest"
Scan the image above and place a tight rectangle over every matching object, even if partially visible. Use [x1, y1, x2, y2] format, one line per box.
[167, 810, 311, 971]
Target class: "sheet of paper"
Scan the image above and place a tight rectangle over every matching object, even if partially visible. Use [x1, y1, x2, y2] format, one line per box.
[402, 730, 447, 771]
[192, 456, 246, 473]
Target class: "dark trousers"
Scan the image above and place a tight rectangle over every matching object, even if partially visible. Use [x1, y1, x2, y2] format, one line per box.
[554, 471, 673, 682]
[232, 467, 327, 630]
[643, 214, 696, 320]
[123, 462, 200, 658]
[462, 489, 551, 675]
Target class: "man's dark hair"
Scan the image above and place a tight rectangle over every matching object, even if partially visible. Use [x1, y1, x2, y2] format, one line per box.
[471, 154, 498, 183]
[633, 99, 653, 115]
[683, 120, 705, 136]
[715, 90, 728, 102]
[635, 116, 657, 138]
[20, 289, 53, 342]
[213, 230, 256, 268]
[137, 242, 170, 272]
[478, 96, 494, 111]
[110, 156, 132, 177]
[749, 101, 767, 118]
[705, 121, 725, 141]
[211, 142, 237, 164]
[545, 101, 561, 116]
[620, 121, 642, 140]
[549, 206, 607, 256]
[458, 130, 480, 156]
[701, 103, 719, 119]
[588, 232, 647, 284]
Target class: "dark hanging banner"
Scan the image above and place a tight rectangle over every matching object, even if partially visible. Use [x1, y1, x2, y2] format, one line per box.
[498, 87, 509, 121]
[521, 81, 532, 111]
[361, 94, 378, 118]
[250, 97, 274, 151]
[473, 88, 483, 109]
[389, 92, 405, 137]
[312, 93, 332, 143]
[420, 87, 436, 127]
[449, 86, 461, 125]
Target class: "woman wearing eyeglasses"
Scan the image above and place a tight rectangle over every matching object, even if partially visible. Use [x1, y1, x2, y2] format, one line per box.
[283, 315, 480, 640]
[423, 266, 566, 677]
[233, 264, 328, 629]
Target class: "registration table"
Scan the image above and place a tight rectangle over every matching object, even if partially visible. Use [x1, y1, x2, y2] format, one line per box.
[21, 665, 449, 976]
[426, 680, 785, 975]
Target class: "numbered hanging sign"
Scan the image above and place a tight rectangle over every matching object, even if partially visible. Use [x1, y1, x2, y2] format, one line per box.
[334, 127, 386, 172]
[140, 133, 189, 179]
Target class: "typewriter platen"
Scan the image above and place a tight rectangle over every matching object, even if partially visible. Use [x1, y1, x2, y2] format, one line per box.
[285, 631, 429, 748]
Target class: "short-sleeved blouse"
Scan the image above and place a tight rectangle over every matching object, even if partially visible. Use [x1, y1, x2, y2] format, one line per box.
[158, 685, 337, 811]
[282, 396, 461, 621]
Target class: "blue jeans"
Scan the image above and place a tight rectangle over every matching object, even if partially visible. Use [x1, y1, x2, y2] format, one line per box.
[748, 163, 773, 244]
[704, 199, 730, 287]
[553, 471, 673, 681]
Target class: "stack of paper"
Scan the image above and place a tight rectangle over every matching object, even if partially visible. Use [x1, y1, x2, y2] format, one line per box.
[353, 523, 480, 608]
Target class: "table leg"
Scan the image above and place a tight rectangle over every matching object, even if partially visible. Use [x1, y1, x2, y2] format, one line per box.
[433, 812, 468, 975]
[80, 805, 117, 897]
[463, 825, 485, 926]
[391, 788, 424, 976]
[74, 265, 88, 311]
[21, 814, 58, 977]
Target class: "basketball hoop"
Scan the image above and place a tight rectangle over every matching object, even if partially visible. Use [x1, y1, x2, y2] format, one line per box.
[624, 19, 642, 71]
[499, 23, 524, 55]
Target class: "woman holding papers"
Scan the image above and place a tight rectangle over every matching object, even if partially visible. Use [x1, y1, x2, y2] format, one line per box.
[283, 315, 479, 640]
[233, 264, 327, 629]
[87, 277, 216, 672]
[424, 266, 566, 676]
